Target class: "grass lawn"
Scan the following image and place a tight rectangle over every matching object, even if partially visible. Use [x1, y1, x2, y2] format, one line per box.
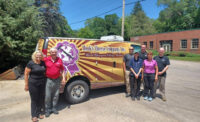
[168, 56, 200, 62]
[150, 50, 200, 62]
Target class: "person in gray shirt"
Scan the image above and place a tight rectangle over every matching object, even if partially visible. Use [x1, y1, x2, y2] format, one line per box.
[123, 47, 134, 97]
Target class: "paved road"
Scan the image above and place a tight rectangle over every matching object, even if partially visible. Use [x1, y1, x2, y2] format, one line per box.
[0, 60, 200, 122]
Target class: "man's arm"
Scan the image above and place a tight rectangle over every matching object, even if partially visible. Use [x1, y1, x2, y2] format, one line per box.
[160, 65, 169, 74]
[61, 70, 66, 85]
[160, 57, 170, 75]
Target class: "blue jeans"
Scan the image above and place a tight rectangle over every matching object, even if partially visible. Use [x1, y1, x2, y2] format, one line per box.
[45, 78, 61, 113]
[143, 73, 155, 98]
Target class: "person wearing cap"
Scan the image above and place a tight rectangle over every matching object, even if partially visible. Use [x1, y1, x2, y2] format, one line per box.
[123, 47, 134, 97]
[129, 50, 143, 100]
[153, 47, 170, 101]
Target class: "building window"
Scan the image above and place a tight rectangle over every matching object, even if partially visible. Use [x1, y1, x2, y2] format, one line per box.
[191, 39, 199, 49]
[150, 41, 153, 49]
[143, 42, 147, 48]
[180, 39, 187, 49]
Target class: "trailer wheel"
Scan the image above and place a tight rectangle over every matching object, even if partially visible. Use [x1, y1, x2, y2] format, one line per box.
[64, 80, 89, 104]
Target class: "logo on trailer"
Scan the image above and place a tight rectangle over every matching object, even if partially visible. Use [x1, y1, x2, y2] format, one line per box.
[56, 42, 79, 76]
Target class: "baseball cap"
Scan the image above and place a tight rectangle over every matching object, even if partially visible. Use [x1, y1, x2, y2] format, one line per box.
[134, 50, 140, 54]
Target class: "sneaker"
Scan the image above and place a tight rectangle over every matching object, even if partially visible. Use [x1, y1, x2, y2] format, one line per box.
[144, 96, 148, 100]
[162, 96, 167, 101]
[52, 110, 59, 114]
[45, 112, 50, 117]
[148, 97, 153, 101]
[32, 117, 38, 122]
[39, 114, 44, 119]
[125, 93, 130, 97]
[136, 96, 140, 100]
[131, 97, 135, 101]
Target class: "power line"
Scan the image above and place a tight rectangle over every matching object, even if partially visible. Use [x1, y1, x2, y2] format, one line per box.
[69, 0, 145, 25]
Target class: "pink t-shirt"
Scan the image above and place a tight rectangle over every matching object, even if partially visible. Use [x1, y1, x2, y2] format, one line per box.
[143, 59, 157, 74]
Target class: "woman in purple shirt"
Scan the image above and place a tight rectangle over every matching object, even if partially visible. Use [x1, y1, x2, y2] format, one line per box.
[142, 51, 158, 101]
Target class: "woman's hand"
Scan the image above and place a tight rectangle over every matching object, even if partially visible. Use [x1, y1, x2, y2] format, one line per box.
[155, 76, 158, 82]
[135, 74, 138, 79]
[24, 84, 29, 91]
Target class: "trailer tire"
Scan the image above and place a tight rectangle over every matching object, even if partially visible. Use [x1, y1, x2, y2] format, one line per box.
[64, 80, 89, 104]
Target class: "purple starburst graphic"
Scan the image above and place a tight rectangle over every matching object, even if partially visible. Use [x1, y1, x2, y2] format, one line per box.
[56, 41, 79, 76]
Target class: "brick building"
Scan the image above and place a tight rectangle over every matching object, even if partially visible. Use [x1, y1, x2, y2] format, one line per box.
[130, 29, 200, 54]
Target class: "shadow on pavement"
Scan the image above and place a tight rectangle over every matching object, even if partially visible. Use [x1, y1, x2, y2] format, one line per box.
[57, 85, 126, 111]
[57, 93, 71, 111]
[89, 85, 125, 99]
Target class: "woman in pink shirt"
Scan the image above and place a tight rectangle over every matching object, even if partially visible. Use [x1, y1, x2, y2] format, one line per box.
[142, 51, 158, 101]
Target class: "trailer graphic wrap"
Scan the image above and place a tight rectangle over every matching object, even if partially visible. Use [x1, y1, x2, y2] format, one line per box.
[46, 39, 139, 82]
[56, 42, 79, 76]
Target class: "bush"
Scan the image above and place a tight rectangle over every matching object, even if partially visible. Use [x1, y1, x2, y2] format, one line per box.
[179, 52, 186, 57]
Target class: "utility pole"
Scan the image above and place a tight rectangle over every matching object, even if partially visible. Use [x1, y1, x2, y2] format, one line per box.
[121, 0, 125, 38]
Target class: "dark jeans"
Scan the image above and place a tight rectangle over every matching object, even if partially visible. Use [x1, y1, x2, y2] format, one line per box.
[29, 82, 45, 118]
[130, 76, 141, 98]
[143, 73, 155, 98]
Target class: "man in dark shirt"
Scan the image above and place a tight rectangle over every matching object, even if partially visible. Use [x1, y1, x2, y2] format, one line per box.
[123, 47, 134, 97]
[139, 45, 147, 61]
[130, 50, 143, 100]
[153, 47, 170, 101]
[139, 44, 147, 96]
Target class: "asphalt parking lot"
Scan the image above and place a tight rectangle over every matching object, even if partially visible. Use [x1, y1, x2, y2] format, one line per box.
[0, 60, 200, 122]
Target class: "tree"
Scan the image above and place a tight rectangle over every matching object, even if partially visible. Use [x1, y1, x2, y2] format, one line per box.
[77, 27, 94, 38]
[156, 0, 200, 32]
[104, 14, 120, 35]
[85, 17, 107, 39]
[128, 1, 157, 37]
[131, 1, 143, 15]
[34, 0, 73, 37]
[0, 0, 44, 72]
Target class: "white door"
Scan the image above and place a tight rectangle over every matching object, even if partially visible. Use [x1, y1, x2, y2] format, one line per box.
[163, 44, 171, 52]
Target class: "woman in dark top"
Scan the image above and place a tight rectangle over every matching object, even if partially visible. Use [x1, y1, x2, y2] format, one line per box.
[24, 51, 46, 122]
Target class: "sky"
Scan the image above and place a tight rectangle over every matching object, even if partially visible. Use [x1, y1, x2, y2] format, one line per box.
[60, 0, 164, 30]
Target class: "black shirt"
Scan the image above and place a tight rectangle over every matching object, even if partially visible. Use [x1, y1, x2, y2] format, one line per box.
[123, 53, 134, 70]
[27, 60, 46, 84]
[153, 56, 170, 77]
[139, 51, 147, 61]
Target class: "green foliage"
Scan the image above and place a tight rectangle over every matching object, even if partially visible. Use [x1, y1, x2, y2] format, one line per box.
[156, 0, 200, 32]
[104, 14, 121, 35]
[84, 17, 108, 39]
[150, 50, 200, 61]
[131, 1, 143, 15]
[150, 50, 159, 56]
[34, 0, 73, 37]
[78, 14, 121, 40]
[0, 0, 44, 72]
[127, 1, 157, 37]
[77, 27, 94, 38]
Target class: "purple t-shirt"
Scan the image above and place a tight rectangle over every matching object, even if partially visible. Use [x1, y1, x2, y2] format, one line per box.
[143, 59, 157, 74]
